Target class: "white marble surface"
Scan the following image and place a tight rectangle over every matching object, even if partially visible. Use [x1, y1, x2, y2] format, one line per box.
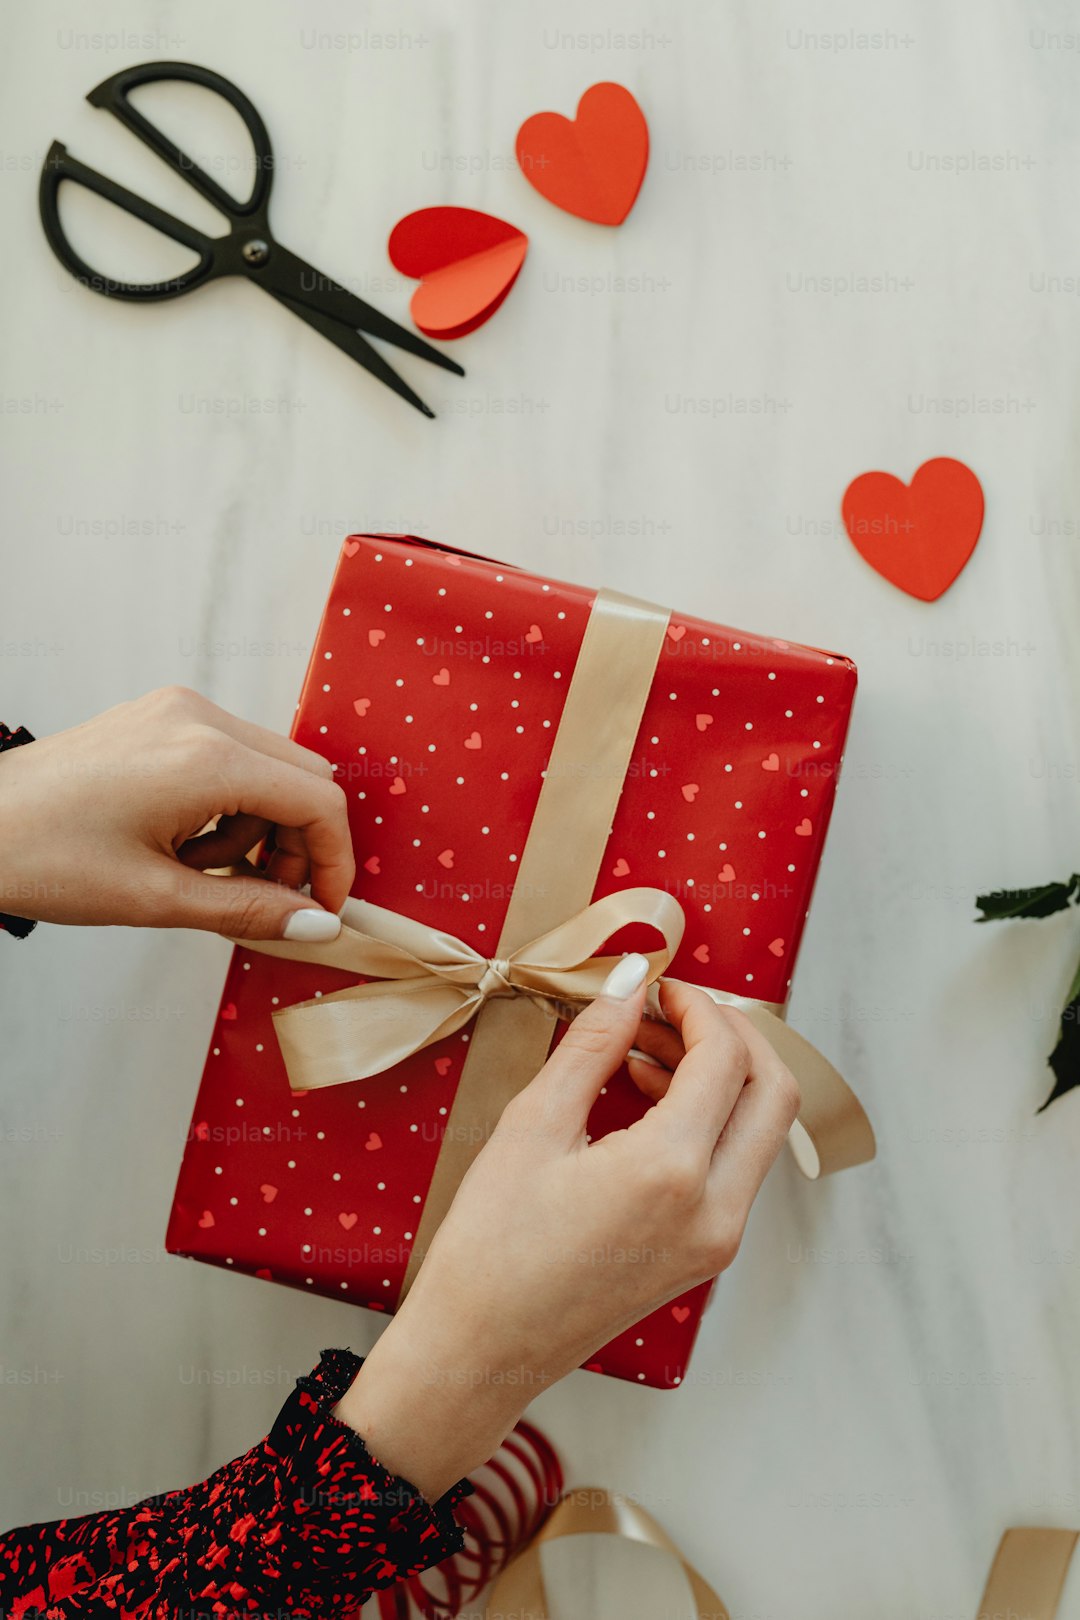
[3, 1, 1080, 1614]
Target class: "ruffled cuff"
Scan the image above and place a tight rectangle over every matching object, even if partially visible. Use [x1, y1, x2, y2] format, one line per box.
[172, 1346, 471, 1614]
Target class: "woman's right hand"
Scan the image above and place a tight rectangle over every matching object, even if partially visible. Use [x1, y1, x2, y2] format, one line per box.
[337, 958, 800, 1500]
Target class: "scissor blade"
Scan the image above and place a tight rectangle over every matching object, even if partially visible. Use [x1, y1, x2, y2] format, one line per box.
[263, 244, 465, 376]
[269, 288, 436, 416]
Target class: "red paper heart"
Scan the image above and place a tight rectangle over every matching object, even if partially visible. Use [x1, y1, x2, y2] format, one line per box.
[841, 457, 984, 601]
[515, 82, 648, 225]
[388, 207, 528, 339]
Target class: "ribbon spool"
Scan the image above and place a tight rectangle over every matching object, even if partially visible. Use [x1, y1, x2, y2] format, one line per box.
[377, 1421, 563, 1619]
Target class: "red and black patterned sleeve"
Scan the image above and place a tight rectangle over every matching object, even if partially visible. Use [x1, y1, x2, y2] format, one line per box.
[0, 1348, 469, 1618]
[0, 724, 36, 939]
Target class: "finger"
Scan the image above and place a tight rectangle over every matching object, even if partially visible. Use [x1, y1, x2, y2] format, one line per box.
[517, 953, 651, 1141]
[176, 813, 271, 870]
[185, 694, 338, 784]
[707, 1014, 801, 1208]
[263, 824, 312, 893]
[624, 1017, 684, 1104]
[221, 745, 354, 914]
[642, 979, 754, 1156]
[144, 858, 342, 941]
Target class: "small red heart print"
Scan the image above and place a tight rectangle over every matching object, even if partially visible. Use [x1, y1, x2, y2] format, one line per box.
[795, 819, 813, 837]
[437, 849, 455, 869]
[464, 731, 482, 749]
[681, 783, 700, 803]
[768, 938, 786, 957]
[198, 1210, 215, 1229]
[364, 1132, 383, 1151]
[338, 1212, 358, 1230]
[255, 1268, 273, 1280]
[260, 1184, 278, 1203]
[194, 1121, 209, 1141]
[343, 539, 360, 558]
[696, 714, 713, 732]
[353, 698, 371, 717]
[434, 1056, 452, 1076]
[718, 864, 736, 882]
[692, 944, 710, 965]
[762, 753, 780, 772]
[515, 82, 649, 226]
[525, 623, 543, 643]
[584, 1361, 604, 1373]
[364, 855, 381, 875]
[432, 667, 450, 685]
[368, 629, 386, 648]
[220, 1003, 237, 1022]
[612, 857, 630, 877]
[841, 456, 984, 601]
[666, 623, 686, 642]
[388, 776, 407, 795]
[671, 1304, 691, 1324]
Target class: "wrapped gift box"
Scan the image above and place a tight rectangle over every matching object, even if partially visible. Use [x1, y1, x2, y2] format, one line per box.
[167, 534, 865, 1388]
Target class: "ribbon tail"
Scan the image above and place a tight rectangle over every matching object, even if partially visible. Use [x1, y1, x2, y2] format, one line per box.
[272, 978, 481, 1091]
[645, 984, 876, 1178]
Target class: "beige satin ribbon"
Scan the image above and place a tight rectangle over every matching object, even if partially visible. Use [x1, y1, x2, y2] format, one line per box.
[484, 1489, 729, 1620]
[977, 1527, 1079, 1620]
[484, 1502, 1078, 1620]
[237, 587, 875, 1297]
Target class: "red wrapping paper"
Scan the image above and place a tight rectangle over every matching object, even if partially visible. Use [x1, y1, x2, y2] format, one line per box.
[167, 535, 856, 1388]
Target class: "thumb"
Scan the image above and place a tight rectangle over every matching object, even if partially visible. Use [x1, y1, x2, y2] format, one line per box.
[526, 952, 651, 1137]
[152, 861, 342, 942]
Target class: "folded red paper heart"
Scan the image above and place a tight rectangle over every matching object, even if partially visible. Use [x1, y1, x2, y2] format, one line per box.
[842, 456, 984, 601]
[388, 206, 528, 338]
[516, 82, 649, 225]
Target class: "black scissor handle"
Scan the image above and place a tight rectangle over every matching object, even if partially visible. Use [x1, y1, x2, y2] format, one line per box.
[39, 140, 219, 301]
[87, 60, 274, 222]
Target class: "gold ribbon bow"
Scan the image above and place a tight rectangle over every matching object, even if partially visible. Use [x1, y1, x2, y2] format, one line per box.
[240, 885, 685, 1090]
[484, 1496, 1079, 1620]
[238, 585, 875, 1300]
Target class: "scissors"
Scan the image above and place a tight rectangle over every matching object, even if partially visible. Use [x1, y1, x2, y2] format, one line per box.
[39, 60, 464, 418]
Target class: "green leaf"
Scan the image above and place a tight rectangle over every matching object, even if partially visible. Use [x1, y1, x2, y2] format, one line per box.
[975, 876, 1080, 921]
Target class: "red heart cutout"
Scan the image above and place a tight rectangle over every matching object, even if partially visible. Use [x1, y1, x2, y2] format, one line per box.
[841, 457, 984, 601]
[388, 207, 528, 339]
[516, 82, 648, 225]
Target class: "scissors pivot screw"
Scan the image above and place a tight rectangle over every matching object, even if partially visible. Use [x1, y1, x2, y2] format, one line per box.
[241, 238, 270, 266]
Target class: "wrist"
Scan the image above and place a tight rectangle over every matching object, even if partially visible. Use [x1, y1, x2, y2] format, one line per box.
[334, 1312, 527, 1503]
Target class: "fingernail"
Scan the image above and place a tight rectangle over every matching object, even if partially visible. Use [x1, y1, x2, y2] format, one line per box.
[600, 952, 650, 1000]
[627, 1046, 666, 1069]
[283, 908, 342, 943]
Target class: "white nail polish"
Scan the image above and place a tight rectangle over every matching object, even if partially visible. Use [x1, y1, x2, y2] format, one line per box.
[627, 1046, 666, 1070]
[283, 908, 342, 943]
[600, 952, 650, 1000]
